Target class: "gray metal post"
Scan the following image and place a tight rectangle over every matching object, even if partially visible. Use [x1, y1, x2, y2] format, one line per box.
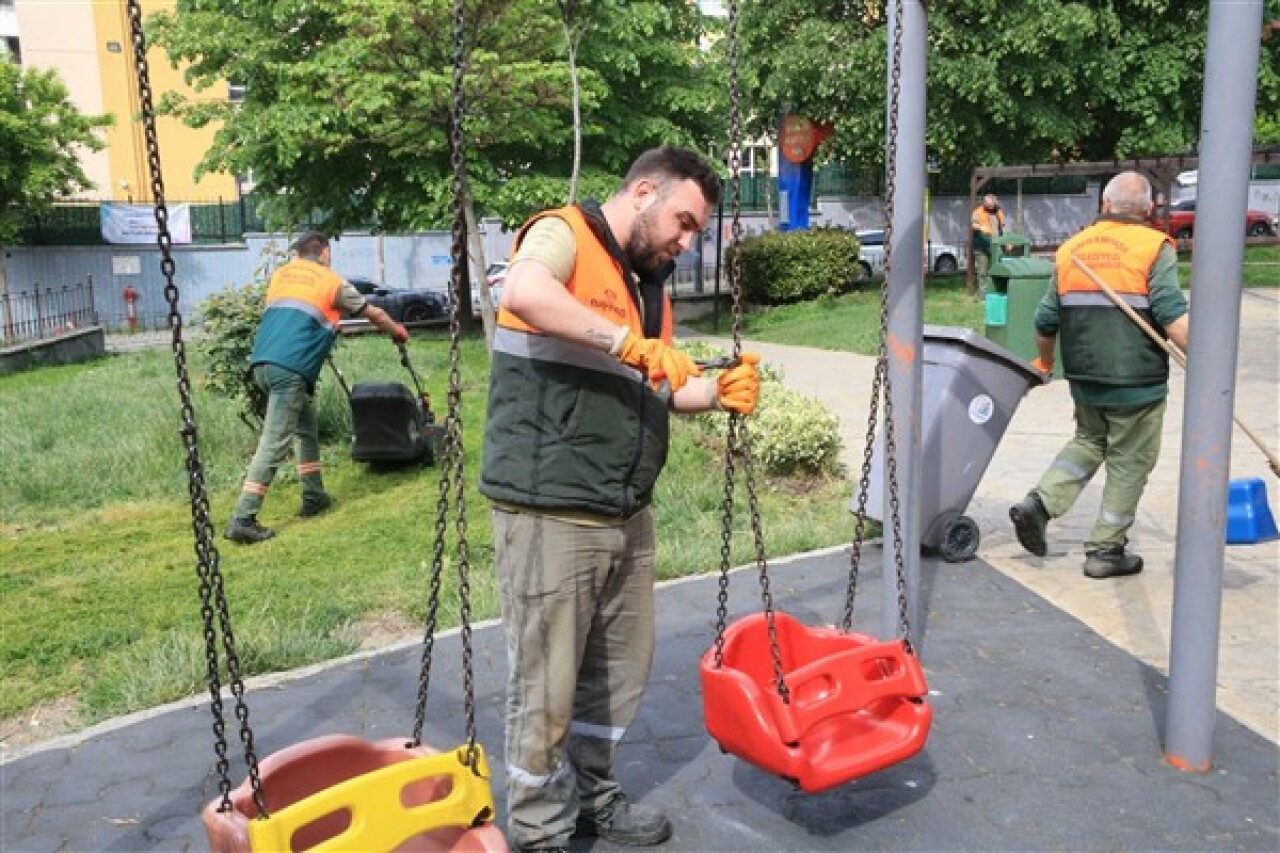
[882, 0, 927, 640]
[1165, 0, 1263, 773]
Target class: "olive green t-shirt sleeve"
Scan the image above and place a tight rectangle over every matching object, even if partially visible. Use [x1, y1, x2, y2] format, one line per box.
[1147, 244, 1188, 329]
[512, 216, 576, 285]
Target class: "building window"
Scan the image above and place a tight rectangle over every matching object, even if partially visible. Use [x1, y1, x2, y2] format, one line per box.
[2, 36, 19, 65]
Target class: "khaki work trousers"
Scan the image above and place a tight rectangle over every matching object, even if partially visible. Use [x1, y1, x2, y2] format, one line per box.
[1035, 398, 1166, 551]
[493, 505, 657, 850]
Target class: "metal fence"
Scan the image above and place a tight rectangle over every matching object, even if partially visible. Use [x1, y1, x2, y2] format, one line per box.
[1, 280, 101, 347]
[15, 194, 288, 246]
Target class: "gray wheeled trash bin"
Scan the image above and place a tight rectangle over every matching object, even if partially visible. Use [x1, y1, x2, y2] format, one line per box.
[859, 325, 1048, 562]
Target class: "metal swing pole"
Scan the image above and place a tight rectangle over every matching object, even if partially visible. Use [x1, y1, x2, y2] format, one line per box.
[1165, 0, 1264, 773]
[881, 0, 928, 639]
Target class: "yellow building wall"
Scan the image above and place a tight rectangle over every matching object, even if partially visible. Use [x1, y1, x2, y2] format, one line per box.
[17, 0, 237, 202]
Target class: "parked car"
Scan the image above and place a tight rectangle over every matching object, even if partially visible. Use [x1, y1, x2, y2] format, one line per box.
[853, 229, 963, 281]
[1155, 199, 1278, 241]
[348, 277, 450, 324]
[471, 262, 509, 315]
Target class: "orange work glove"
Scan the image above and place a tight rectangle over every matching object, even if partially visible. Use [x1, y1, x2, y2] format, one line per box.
[391, 323, 410, 344]
[1030, 356, 1053, 375]
[716, 353, 762, 414]
[616, 330, 702, 392]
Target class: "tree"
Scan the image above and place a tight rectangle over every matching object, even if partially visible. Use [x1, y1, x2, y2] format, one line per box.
[739, 0, 1280, 176]
[0, 62, 111, 291]
[150, 0, 724, 341]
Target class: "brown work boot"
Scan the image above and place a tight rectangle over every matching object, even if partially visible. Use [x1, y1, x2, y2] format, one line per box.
[1009, 492, 1050, 557]
[574, 794, 673, 846]
[1083, 546, 1143, 579]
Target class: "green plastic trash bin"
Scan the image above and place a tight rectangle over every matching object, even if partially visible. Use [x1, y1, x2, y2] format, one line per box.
[984, 255, 1055, 367]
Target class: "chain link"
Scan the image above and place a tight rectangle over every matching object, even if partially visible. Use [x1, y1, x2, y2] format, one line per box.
[124, 0, 266, 817]
[710, 0, 790, 704]
[413, 0, 482, 775]
[844, 0, 913, 651]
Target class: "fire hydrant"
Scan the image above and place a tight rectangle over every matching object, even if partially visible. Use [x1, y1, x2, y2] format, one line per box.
[123, 284, 138, 331]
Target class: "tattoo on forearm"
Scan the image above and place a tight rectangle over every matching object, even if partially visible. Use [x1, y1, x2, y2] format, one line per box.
[586, 329, 615, 351]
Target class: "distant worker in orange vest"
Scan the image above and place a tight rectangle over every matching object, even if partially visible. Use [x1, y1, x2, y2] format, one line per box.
[970, 193, 1006, 294]
[225, 230, 408, 544]
[1009, 172, 1190, 580]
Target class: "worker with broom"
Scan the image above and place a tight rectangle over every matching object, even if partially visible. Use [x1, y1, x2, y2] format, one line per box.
[1009, 171, 1190, 579]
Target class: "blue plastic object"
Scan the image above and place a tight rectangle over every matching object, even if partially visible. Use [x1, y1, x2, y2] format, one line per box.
[984, 293, 1008, 326]
[1225, 478, 1278, 545]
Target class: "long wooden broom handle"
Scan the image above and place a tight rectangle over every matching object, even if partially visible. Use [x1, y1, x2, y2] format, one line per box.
[1069, 255, 1280, 477]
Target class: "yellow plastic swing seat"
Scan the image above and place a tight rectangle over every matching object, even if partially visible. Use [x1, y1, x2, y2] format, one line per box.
[202, 734, 507, 852]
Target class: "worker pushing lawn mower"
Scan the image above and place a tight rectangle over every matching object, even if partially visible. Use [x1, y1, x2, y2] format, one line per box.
[225, 230, 410, 545]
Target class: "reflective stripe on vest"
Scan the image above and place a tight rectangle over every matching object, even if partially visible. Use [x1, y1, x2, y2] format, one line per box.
[498, 206, 674, 345]
[263, 258, 343, 330]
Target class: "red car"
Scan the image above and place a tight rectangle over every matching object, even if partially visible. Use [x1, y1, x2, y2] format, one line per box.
[1157, 199, 1278, 241]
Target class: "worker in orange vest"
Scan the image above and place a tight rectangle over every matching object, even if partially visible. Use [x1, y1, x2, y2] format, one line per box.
[970, 194, 1006, 294]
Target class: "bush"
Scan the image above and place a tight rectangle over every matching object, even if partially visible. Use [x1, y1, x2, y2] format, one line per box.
[197, 281, 268, 427]
[732, 228, 861, 305]
[682, 342, 843, 477]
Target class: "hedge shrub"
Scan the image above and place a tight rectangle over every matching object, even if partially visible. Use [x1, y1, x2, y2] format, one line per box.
[732, 227, 861, 305]
[682, 342, 843, 477]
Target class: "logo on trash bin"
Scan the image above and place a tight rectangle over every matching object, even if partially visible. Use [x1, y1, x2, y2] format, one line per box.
[968, 394, 994, 425]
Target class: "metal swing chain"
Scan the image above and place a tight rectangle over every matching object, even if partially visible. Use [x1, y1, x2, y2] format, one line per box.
[412, 0, 481, 774]
[710, 0, 791, 706]
[842, 0, 914, 652]
[123, 0, 267, 817]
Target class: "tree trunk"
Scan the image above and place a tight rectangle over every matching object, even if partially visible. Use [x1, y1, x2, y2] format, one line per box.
[463, 185, 495, 351]
[564, 21, 582, 204]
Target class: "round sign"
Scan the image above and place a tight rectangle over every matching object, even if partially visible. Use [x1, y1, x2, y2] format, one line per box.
[780, 115, 820, 164]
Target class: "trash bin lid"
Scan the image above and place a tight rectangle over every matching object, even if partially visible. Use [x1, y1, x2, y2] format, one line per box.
[923, 325, 1049, 387]
[992, 233, 1032, 258]
[989, 256, 1054, 279]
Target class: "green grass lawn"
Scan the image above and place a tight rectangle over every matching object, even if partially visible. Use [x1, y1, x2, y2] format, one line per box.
[1181, 243, 1280, 288]
[0, 332, 855, 738]
[688, 273, 984, 353]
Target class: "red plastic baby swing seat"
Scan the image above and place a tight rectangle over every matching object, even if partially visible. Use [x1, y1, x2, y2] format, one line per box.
[700, 611, 932, 793]
[202, 734, 507, 852]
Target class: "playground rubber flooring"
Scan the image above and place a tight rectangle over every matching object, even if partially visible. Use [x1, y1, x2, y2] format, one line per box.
[3, 546, 1276, 852]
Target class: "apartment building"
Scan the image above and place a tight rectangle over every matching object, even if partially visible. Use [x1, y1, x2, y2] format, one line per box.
[5, 0, 237, 202]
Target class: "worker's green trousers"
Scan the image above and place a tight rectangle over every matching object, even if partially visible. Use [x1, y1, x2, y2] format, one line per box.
[232, 363, 326, 520]
[1035, 399, 1166, 551]
[493, 505, 656, 850]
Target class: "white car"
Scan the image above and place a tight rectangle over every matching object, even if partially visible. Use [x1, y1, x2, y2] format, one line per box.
[853, 229, 963, 280]
[471, 262, 508, 315]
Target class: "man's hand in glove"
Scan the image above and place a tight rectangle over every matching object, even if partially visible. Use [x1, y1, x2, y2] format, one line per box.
[614, 329, 702, 392]
[715, 353, 762, 415]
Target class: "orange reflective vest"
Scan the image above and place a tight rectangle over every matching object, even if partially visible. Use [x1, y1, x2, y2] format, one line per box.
[481, 205, 675, 517]
[250, 258, 345, 384]
[970, 206, 1005, 237]
[1054, 219, 1174, 386]
[497, 206, 674, 344]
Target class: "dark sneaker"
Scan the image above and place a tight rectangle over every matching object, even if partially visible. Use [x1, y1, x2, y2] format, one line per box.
[1084, 546, 1143, 579]
[299, 494, 334, 518]
[225, 516, 275, 544]
[1009, 492, 1050, 557]
[574, 794, 673, 846]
